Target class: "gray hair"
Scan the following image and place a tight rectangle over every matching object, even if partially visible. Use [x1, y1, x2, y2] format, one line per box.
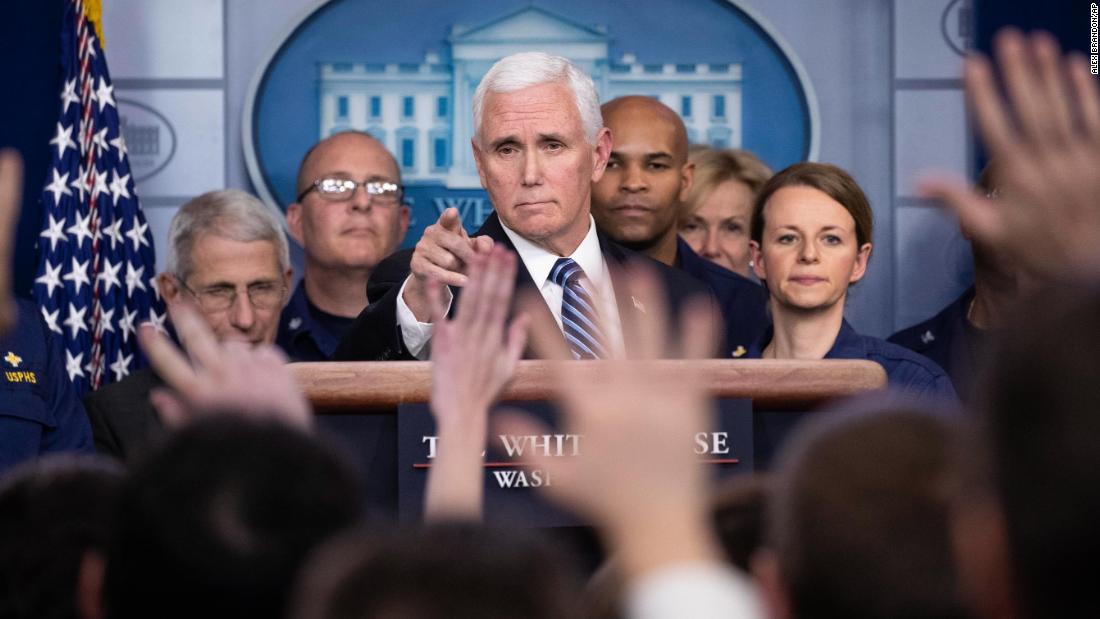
[166, 189, 290, 282]
[472, 52, 603, 146]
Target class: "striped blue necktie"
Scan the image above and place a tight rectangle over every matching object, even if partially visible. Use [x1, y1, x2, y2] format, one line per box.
[551, 258, 607, 360]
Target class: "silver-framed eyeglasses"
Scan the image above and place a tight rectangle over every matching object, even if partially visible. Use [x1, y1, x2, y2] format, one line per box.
[297, 177, 403, 204]
[178, 278, 287, 313]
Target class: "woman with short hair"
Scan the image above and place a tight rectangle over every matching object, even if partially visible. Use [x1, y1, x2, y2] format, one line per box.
[747, 162, 955, 397]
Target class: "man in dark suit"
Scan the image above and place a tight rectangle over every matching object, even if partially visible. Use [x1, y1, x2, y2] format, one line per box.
[83, 189, 293, 463]
[335, 53, 713, 362]
[590, 95, 768, 358]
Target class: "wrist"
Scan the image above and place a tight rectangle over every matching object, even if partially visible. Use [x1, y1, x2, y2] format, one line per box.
[607, 505, 720, 580]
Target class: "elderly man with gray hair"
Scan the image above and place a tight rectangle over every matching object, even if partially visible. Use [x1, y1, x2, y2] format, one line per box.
[84, 189, 293, 463]
[335, 52, 712, 362]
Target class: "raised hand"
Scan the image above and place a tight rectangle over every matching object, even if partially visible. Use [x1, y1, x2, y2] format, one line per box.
[498, 266, 724, 580]
[0, 149, 23, 337]
[922, 29, 1100, 281]
[424, 246, 527, 520]
[137, 301, 312, 430]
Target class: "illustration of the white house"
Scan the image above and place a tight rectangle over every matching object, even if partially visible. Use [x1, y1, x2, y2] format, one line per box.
[318, 6, 743, 188]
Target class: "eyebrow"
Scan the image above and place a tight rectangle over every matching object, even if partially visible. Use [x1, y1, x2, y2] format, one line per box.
[608, 150, 674, 159]
[776, 224, 845, 232]
[322, 172, 395, 182]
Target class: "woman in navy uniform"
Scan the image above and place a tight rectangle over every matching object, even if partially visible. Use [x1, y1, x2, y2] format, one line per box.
[746, 162, 955, 399]
[0, 299, 93, 472]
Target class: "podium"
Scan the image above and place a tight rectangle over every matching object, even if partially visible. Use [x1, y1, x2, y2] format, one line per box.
[291, 359, 888, 412]
[291, 359, 888, 523]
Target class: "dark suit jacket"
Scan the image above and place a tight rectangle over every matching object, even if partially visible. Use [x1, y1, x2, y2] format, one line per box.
[335, 213, 715, 361]
[83, 367, 166, 464]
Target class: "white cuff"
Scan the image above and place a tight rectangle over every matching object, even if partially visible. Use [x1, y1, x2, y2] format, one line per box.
[395, 277, 452, 360]
[625, 562, 764, 619]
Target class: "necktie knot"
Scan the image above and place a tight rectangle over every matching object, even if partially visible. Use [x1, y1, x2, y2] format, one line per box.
[551, 258, 584, 288]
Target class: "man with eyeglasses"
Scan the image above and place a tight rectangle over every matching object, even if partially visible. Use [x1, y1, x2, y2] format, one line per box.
[279, 131, 409, 361]
[84, 189, 293, 462]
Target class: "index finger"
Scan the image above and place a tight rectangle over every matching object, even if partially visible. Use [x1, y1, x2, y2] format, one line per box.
[137, 323, 202, 397]
[166, 300, 221, 371]
[438, 207, 468, 236]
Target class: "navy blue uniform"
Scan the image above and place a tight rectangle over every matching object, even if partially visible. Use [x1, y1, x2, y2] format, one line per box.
[0, 299, 93, 473]
[749, 319, 957, 398]
[748, 318, 956, 468]
[675, 237, 769, 359]
[888, 287, 985, 401]
[276, 282, 356, 362]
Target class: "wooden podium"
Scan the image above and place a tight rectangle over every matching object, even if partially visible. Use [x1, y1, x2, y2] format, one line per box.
[291, 359, 888, 412]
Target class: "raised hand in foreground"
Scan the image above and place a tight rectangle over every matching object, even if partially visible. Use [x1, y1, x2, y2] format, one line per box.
[137, 300, 312, 430]
[922, 29, 1100, 281]
[498, 266, 724, 580]
[0, 149, 23, 337]
[424, 246, 527, 520]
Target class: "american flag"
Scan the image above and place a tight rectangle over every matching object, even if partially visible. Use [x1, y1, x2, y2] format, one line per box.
[33, 0, 164, 395]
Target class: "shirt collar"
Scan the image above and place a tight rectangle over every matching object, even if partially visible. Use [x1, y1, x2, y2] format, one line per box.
[824, 319, 867, 359]
[499, 214, 605, 288]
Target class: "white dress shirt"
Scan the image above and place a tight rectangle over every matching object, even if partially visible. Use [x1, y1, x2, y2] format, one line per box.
[395, 215, 623, 359]
[625, 562, 765, 619]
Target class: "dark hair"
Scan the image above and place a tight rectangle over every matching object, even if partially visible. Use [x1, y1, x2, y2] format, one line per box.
[292, 522, 582, 619]
[104, 417, 361, 619]
[769, 408, 968, 619]
[711, 473, 770, 572]
[751, 162, 873, 247]
[973, 287, 1100, 618]
[0, 455, 124, 619]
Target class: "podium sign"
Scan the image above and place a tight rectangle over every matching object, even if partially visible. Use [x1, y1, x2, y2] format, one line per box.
[397, 399, 753, 525]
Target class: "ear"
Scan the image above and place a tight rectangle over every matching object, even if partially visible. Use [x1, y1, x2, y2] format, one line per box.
[751, 549, 792, 619]
[750, 240, 767, 281]
[157, 272, 183, 306]
[398, 204, 411, 240]
[848, 242, 873, 284]
[76, 550, 106, 619]
[285, 202, 305, 246]
[590, 127, 613, 183]
[471, 138, 489, 190]
[678, 161, 695, 203]
[952, 495, 1021, 619]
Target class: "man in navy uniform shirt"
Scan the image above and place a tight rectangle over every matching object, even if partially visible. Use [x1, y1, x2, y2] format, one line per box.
[0, 152, 92, 472]
[590, 96, 768, 357]
[278, 132, 409, 361]
[1, 299, 93, 472]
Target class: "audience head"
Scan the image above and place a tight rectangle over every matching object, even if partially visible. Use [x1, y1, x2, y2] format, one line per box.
[104, 416, 361, 619]
[470, 52, 611, 255]
[158, 189, 292, 345]
[955, 288, 1100, 619]
[0, 455, 124, 619]
[292, 522, 581, 619]
[591, 96, 693, 261]
[711, 473, 771, 572]
[680, 148, 772, 277]
[750, 162, 873, 313]
[758, 407, 967, 619]
[288, 131, 409, 277]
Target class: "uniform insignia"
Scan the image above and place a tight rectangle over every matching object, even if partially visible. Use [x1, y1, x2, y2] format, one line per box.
[920, 330, 936, 345]
[4, 351, 22, 368]
[731, 345, 747, 358]
[631, 296, 646, 314]
[288, 317, 303, 330]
